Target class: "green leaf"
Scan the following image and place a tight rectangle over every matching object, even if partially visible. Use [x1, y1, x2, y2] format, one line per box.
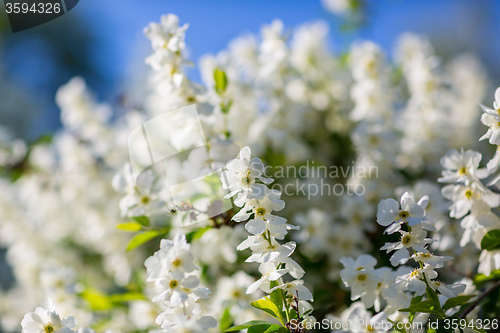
[269, 282, 286, 325]
[80, 288, 113, 311]
[248, 324, 273, 333]
[426, 286, 444, 317]
[109, 292, 146, 303]
[225, 321, 275, 332]
[481, 229, 500, 250]
[263, 324, 288, 333]
[220, 307, 233, 332]
[116, 222, 143, 232]
[399, 300, 435, 313]
[474, 269, 500, 285]
[411, 294, 424, 305]
[214, 68, 228, 96]
[399, 299, 443, 317]
[80, 289, 146, 311]
[132, 215, 150, 227]
[126, 230, 161, 251]
[442, 295, 475, 311]
[186, 226, 211, 243]
[426, 287, 440, 306]
[250, 297, 285, 326]
[221, 100, 233, 114]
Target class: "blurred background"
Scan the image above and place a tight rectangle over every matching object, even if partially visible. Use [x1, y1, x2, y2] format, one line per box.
[0, 0, 499, 141]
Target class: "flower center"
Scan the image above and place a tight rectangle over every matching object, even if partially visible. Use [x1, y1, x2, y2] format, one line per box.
[459, 167, 467, 175]
[44, 325, 54, 333]
[169, 280, 178, 288]
[172, 258, 181, 267]
[369, 135, 379, 145]
[402, 235, 412, 245]
[140, 195, 150, 205]
[465, 190, 473, 198]
[420, 253, 431, 258]
[241, 176, 251, 185]
[399, 211, 409, 219]
[255, 208, 266, 216]
[357, 274, 367, 282]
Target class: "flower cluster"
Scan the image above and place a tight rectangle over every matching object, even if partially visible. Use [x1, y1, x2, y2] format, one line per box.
[144, 234, 216, 332]
[221, 146, 315, 326]
[340, 192, 468, 323]
[144, 14, 203, 113]
[436, 87, 500, 277]
[4, 8, 500, 333]
[21, 300, 91, 333]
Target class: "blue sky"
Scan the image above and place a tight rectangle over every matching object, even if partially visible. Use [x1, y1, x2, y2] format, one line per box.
[2, 0, 500, 137]
[72, 0, 500, 90]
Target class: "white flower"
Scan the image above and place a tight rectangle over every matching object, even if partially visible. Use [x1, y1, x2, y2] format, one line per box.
[397, 181, 449, 223]
[21, 303, 77, 333]
[485, 147, 500, 185]
[243, 236, 296, 264]
[213, 271, 260, 314]
[376, 192, 428, 234]
[459, 200, 500, 247]
[381, 267, 413, 315]
[479, 87, 500, 145]
[381, 226, 435, 266]
[331, 302, 391, 333]
[113, 164, 164, 217]
[145, 234, 211, 308]
[145, 14, 188, 52]
[429, 281, 466, 300]
[396, 265, 438, 296]
[144, 14, 189, 72]
[158, 313, 217, 333]
[145, 234, 198, 281]
[411, 252, 453, 268]
[438, 149, 487, 183]
[339, 255, 382, 308]
[152, 275, 208, 306]
[246, 262, 288, 294]
[478, 250, 500, 276]
[233, 189, 291, 237]
[270, 280, 313, 301]
[221, 146, 272, 205]
[441, 183, 500, 219]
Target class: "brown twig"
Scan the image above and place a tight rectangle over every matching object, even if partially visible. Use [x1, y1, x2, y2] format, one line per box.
[459, 280, 500, 319]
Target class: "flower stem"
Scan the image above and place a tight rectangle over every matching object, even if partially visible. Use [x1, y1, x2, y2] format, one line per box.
[459, 280, 500, 320]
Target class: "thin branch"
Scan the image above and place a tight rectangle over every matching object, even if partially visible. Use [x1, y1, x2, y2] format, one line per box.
[459, 280, 500, 319]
